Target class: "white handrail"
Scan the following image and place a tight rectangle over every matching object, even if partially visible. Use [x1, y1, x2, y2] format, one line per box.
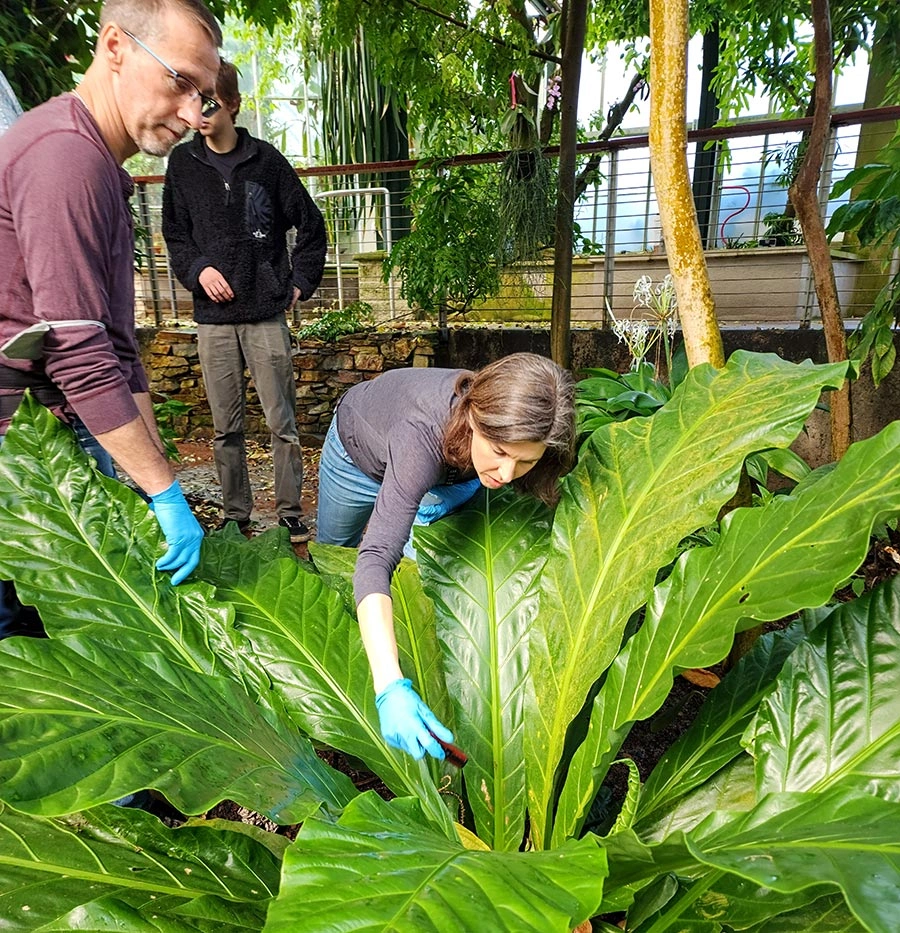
[314, 187, 394, 312]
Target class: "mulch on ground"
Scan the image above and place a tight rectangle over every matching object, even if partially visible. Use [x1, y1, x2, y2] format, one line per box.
[172, 436, 320, 556]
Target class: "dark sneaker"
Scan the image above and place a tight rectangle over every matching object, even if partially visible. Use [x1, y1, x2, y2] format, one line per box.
[279, 516, 311, 543]
[217, 518, 251, 534]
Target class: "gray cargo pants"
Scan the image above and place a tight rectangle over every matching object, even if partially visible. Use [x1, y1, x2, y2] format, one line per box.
[197, 316, 303, 521]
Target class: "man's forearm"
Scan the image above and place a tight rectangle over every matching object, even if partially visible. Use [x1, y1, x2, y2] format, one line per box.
[94, 412, 175, 496]
[133, 391, 165, 456]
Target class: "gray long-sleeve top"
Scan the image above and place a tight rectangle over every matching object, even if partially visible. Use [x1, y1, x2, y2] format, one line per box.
[335, 367, 475, 604]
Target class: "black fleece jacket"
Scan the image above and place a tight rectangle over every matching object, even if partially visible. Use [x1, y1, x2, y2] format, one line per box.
[162, 128, 326, 324]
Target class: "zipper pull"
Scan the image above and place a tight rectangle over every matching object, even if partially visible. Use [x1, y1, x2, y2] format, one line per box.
[224, 180, 231, 205]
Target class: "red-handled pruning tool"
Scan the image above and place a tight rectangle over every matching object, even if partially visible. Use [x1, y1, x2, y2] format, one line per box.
[428, 729, 468, 768]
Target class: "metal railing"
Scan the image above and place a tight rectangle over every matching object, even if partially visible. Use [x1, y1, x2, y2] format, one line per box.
[132, 105, 900, 327]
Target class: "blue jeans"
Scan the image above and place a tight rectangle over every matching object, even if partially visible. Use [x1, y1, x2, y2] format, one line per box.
[0, 414, 115, 638]
[316, 416, 480, 559]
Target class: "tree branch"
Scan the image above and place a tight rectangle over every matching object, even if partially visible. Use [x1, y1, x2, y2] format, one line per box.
[574, 66, 647, 200]
[788, 0, 850, 459]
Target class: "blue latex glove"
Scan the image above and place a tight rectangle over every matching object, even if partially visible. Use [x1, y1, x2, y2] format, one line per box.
[415, 477, 481, 525]
[375, 678, 453, 760]
[149, 480, 204, 585]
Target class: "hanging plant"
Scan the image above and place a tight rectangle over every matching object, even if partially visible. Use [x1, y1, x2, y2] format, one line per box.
[497, 144, 557, 263]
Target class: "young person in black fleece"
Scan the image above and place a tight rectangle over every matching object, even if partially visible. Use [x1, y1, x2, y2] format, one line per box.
[317, 352, 575, 760]
[163, 60, 325, 542]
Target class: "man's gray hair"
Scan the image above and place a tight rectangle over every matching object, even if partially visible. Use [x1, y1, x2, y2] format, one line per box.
[100, 0, 222, 46]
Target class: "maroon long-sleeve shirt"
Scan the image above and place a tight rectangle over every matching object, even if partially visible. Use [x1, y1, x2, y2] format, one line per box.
[0, 93, 147, 434]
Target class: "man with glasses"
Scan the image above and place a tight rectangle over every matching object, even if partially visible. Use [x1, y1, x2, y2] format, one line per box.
[0, 0, 221, 637]
[163, 61, 325, 543]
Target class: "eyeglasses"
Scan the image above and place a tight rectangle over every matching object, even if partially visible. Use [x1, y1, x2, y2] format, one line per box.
[122, 29, 220, 118]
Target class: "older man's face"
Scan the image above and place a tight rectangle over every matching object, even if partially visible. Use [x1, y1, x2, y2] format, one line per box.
[116, 8, 219, 157]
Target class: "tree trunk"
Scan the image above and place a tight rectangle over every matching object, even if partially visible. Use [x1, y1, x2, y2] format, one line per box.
[648, 0, 724, 369]
[550, 0, 588, 369]
[788, 0, 851, 460]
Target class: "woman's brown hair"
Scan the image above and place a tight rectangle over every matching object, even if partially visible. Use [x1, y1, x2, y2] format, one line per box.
[443, 352, 575, 506]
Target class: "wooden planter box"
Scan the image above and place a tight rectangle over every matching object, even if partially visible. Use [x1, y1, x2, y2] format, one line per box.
[356, 247, 873, 325]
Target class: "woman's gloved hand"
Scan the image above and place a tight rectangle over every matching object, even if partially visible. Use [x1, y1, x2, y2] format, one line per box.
[149, 480, 204, 585]
[415, 477, 481, 525]
[375, 677, 453, 760]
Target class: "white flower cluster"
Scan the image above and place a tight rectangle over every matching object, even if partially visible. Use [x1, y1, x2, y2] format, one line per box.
[633, 273, 679, 337]
[608, 275, 681, 369]
[611, 316, 653, 365]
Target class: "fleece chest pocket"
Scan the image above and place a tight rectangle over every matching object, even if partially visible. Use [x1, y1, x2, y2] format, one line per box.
[244, 181, 273, 241]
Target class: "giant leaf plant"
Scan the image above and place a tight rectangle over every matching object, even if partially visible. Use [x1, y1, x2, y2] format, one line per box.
[1, 349, 899, 930]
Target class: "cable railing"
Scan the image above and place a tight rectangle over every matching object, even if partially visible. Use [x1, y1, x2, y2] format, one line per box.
[132, 105, 900, 328]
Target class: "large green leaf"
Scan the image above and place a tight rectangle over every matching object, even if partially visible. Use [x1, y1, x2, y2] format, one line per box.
[264, 792, 607, 933]
[309, 543, 457, 793]
[391, 555, 461, 795]
[306, 540, 357, 610]
[0, 398, 356, 821]
[199, 539, 454, 835]
[749, 575, 900, 799]
[744, 893, 867, 931]
[688, 791, 900, 933]
[0, 395, 255, 690]
[635, 620, 814, 832]
[634, 753, 759, 846]
[527, 352, 847, 847]
[0, 632, 355, 820]
[633, 872, 842, 933]
[553, 420, 900, 845]
[391, 556, 454, 729]
[601, 790, 900, 931]
[0, 803, 281, 932]
[603, 576, 900, 929]
[416, 488, 551, 851]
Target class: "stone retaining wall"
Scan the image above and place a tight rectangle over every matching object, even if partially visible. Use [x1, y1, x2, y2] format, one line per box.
[143, 326, 438, 442]
[141, 324, 900, 466]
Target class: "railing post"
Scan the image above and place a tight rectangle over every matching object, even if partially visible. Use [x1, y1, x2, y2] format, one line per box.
[135, 181, 162, 324]
[602, 150, 618, 328]
[315, 187, 392, 313]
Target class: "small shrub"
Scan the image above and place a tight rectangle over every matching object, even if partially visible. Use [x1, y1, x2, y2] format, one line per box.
[296, 302, 374, 342]
[153, 395, 192, 461]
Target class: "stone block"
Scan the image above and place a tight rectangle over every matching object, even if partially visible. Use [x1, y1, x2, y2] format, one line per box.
[381, 337, 414, 361]
[170, 343, 199, 358]
[354, 351, 384, 372]
[321, 353, 353, 371]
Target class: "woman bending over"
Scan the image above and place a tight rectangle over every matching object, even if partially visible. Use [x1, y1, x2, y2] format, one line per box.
[316, 352, 575, 760]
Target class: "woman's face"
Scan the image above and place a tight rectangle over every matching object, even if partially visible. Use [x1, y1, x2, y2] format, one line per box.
[469, 425, 547, 489]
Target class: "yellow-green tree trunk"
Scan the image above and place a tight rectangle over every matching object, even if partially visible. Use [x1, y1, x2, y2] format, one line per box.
[788, 0, 851, 461]
[649, 0, 724, 369]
